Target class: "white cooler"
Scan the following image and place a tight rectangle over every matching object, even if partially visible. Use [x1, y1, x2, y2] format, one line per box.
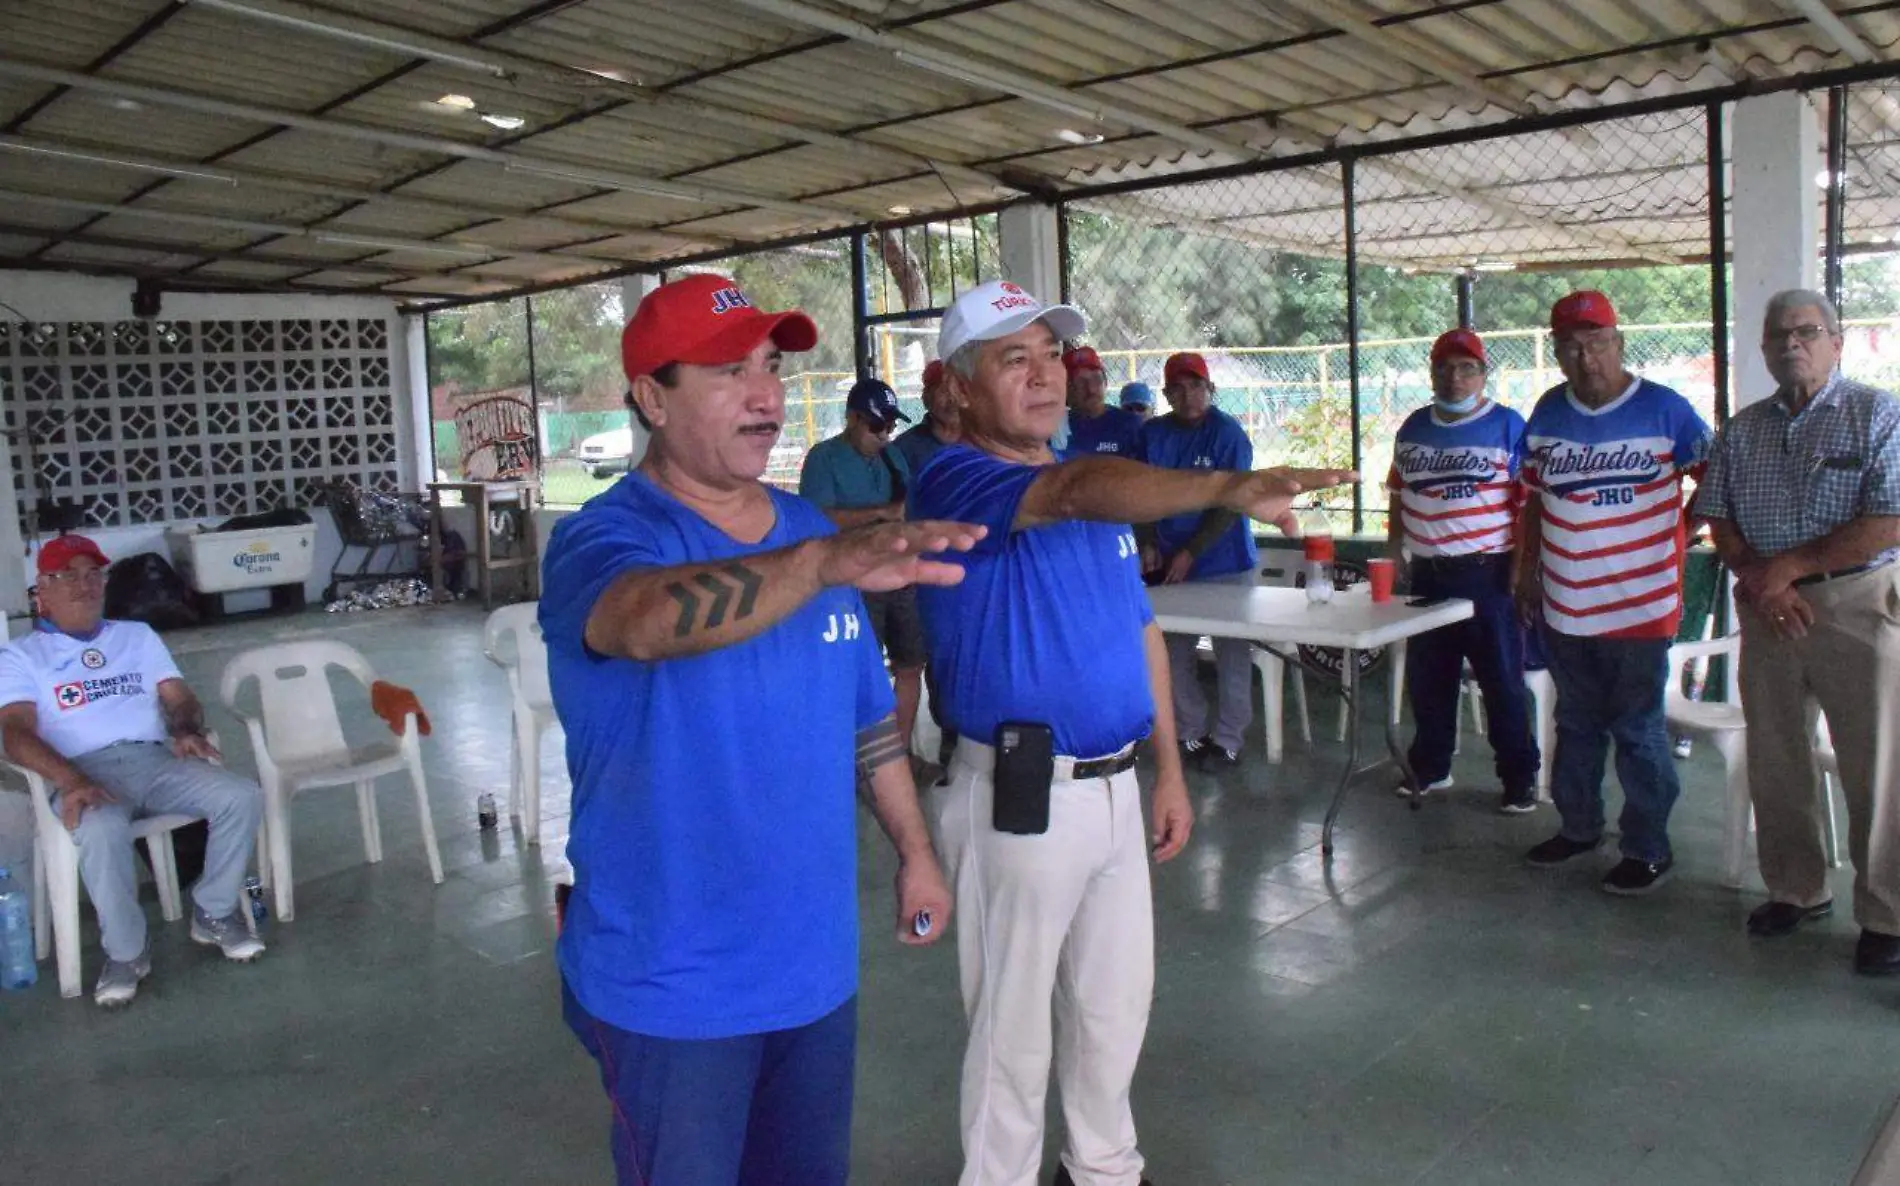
[166, 525, 317, 601]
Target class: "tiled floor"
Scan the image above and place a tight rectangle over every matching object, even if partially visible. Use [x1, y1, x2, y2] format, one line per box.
[2, 603, 1896, 1185]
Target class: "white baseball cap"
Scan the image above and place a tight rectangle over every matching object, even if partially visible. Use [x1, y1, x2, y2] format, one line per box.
[938, 280, 1087, 361]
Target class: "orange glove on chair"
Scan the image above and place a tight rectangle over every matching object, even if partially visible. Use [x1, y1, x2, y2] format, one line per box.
[369, 680, 432, 737]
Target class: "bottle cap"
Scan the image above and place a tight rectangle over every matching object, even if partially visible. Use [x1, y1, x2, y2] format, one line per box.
[1303, 535, 1335, 562]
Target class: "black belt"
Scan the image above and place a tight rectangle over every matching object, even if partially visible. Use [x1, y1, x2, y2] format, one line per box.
[1793, 560, 1889, 588]
[1411, 551, 1511, 569]
[1071, 746, 1140, 780]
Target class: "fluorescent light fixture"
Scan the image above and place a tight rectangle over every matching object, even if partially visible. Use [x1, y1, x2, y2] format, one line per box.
[479, 113, 526, 130]
[892, 51, 1104, 124]
[1056, 128, 1104, 146]
[1472, 261, 1515, 272]
[436, 94, 476, 110]
[887, 204, 912, 216]
[311, 232, 492, 258]
[187, 0, 510, 77]
[0, 138, 238, 185]
[107, 97, 144, 112]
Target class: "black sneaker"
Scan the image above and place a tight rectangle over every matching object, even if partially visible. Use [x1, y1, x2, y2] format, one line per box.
[1498, 787, 1538, 815]
[1525, 833, 1602, 867]
[1053, 1166, 1153, 1186]
[1213, 746, 1241, 767]
[1602, 856, 1673, 896]
[1180, 736, 1213, 764]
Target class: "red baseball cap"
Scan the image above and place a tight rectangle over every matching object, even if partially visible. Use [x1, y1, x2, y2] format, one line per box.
[1063, 346, 1104, 376]
[1550, 290, 1618, 334]
[1163, 352, 1210, 386]
[921, 359, 944, 388]
[1430, 328, 1487, 368]
[37, 534, 108, 576]
[621, 273, 818, 381]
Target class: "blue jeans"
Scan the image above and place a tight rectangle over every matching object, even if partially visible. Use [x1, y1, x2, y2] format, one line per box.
[1542, 631, 1680, 863]
[1403, 555, 1539, 794]
[562, 983, 856, 1186]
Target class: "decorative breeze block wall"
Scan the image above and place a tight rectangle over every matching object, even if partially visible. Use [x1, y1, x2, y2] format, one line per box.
[0, 317, 401, 536]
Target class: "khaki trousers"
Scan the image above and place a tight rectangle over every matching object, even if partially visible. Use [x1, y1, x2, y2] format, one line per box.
[933, 741, 1154, 1186]
[1738, 564, 1900, 933]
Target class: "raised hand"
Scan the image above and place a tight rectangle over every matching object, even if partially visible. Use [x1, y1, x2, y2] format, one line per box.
[817, 519, 988, 593]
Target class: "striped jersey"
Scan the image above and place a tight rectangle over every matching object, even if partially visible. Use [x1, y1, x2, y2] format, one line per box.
[1386, 401, 1526, 557]
[1522, 377, 1712, 640]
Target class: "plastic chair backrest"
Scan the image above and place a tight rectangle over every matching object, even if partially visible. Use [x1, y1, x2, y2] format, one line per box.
[0, 757, 59, 841]
[220, 640, 375, 766]
[483, 602, 550, 708]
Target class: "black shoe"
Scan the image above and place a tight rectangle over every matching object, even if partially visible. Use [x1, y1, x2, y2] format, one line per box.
[1746, 899, 1833, 938]
[1180, 736, 1213, 764]
[1213, 746, 1241, 767]
[1053, 1167, 1153, 1186]
[1855, 930, 1900, 976]
[1498, 787, 1538, 815]
[1525, 833, 1602, 867]
[1601, 856, 1674, 896]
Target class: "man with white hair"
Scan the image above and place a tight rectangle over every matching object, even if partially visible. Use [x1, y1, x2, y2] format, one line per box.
[1697, 288, 1900, 974]
[912, 279, 1352, 1186]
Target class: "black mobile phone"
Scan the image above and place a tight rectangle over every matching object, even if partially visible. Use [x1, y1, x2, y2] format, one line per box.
[1406, 595, 1450, 608]
[991, 722, 1054, 835]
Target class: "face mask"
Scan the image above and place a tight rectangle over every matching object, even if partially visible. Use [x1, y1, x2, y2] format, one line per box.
[1435, 392, 1480, 414]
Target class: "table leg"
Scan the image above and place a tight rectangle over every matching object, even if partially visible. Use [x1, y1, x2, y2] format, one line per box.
[429, 490, 446, 604]
[1322, 650, 1360, 856]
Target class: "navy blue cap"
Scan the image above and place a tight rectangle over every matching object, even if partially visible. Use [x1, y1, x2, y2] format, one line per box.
[1118, 381, 1155, 410]
[845, 377, 910, 428]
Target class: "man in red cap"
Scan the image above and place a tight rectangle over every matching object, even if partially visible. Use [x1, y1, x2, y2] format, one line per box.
[1385, 329, 1540, 814]
[1517, 290, 1711, 895]
[539, 272, 983, 1186]
[0, 534, 265, 1007]
[1138, 351, 1262, 766]
[1063, 345, 1143, 457]
[893, 358, 962, 477]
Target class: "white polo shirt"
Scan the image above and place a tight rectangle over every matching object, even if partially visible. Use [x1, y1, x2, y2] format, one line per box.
[0, 620, 181, 758]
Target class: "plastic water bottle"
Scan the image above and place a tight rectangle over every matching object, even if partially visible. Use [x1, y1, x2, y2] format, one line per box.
[1302, 511, 1335, 606]
[0, 866, 37, 991]
[245, 874, 268, 927]
[477, 792, 499, 831]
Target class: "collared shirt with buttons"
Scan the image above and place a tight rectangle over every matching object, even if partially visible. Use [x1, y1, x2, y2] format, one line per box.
[1697, 372, 1900, 565]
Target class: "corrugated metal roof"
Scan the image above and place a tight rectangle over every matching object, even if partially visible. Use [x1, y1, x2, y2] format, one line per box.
[0, 0, 1896, 300]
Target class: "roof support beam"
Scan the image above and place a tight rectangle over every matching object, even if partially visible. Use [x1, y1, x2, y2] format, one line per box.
[1267, 0, 1534, 114]
[1778, 0, 1878, 62]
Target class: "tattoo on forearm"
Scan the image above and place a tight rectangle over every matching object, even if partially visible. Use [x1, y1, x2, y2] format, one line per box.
[164, 699, 205, 737]
[854, 715, 908, 802]
[664, 562, 765, 638]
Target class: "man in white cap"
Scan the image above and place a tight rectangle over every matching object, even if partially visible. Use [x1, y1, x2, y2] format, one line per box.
[912, 279, 1352, 1186]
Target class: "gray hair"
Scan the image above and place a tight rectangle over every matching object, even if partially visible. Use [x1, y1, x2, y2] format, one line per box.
[1764, 289, 1841, 335]
[945, 340, 984, 380]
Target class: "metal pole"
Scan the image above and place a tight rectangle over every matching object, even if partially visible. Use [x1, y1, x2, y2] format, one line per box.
[1456, 271, 1474, 329]
[850, 231, 872, 378]
[1056, 199, 1073, 305]
[1343, 157, 1364, 534]
[1826, 85, 1848, 312]
[523, 296, 544, 471]
[1708, 102, 1731, 426]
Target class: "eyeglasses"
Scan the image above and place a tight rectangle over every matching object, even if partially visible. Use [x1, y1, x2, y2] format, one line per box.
[40, 568, 106, 587]
[1433, 361, 1484, 379]
[1553, 333, 1620, 359]
[1764, 324, 1830, 345]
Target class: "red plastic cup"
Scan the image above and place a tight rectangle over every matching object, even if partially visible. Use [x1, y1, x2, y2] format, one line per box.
[1367, 556, 1395, 603]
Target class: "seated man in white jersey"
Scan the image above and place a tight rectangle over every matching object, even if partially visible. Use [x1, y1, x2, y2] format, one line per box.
[0, 535, 265, 1007]
[1515, 292, 1712, 895]
[1385, 329, 1540, 814]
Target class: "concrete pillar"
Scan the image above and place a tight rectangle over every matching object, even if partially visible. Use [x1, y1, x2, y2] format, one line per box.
[403, 314, 435, 485]
[620, 274, 662, 468]
[998, 202, 1063, 308]
[1731, 92, 1822, 409]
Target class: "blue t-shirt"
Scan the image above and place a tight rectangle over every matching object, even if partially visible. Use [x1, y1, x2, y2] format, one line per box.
[892, 418, 953, 478]
[539, 472, 895, 1040]
[799, 434, 911, 510]
[1066, 406, 1145, 458]
[910, 445, 1155, 758]
[1139, 408, 1259, 580]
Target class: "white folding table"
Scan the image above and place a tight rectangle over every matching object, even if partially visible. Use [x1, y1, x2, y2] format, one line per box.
[1148, 579, 1474, 856]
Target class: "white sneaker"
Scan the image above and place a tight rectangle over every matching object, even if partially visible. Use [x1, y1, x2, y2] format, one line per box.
[191, 907, 266, 962]
[1398, 775, 1454, 798]
[94, 944, 152, 1008]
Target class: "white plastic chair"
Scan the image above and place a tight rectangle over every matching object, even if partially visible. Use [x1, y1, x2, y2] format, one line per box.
[1251, 647, 1313, 763]
[220, 641, 442, 922]
[1450, 664, 1557, 797]
[3, 732, 255, 999]
[483, 603, 555, 846]
[1663, 634, 1752, 887]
